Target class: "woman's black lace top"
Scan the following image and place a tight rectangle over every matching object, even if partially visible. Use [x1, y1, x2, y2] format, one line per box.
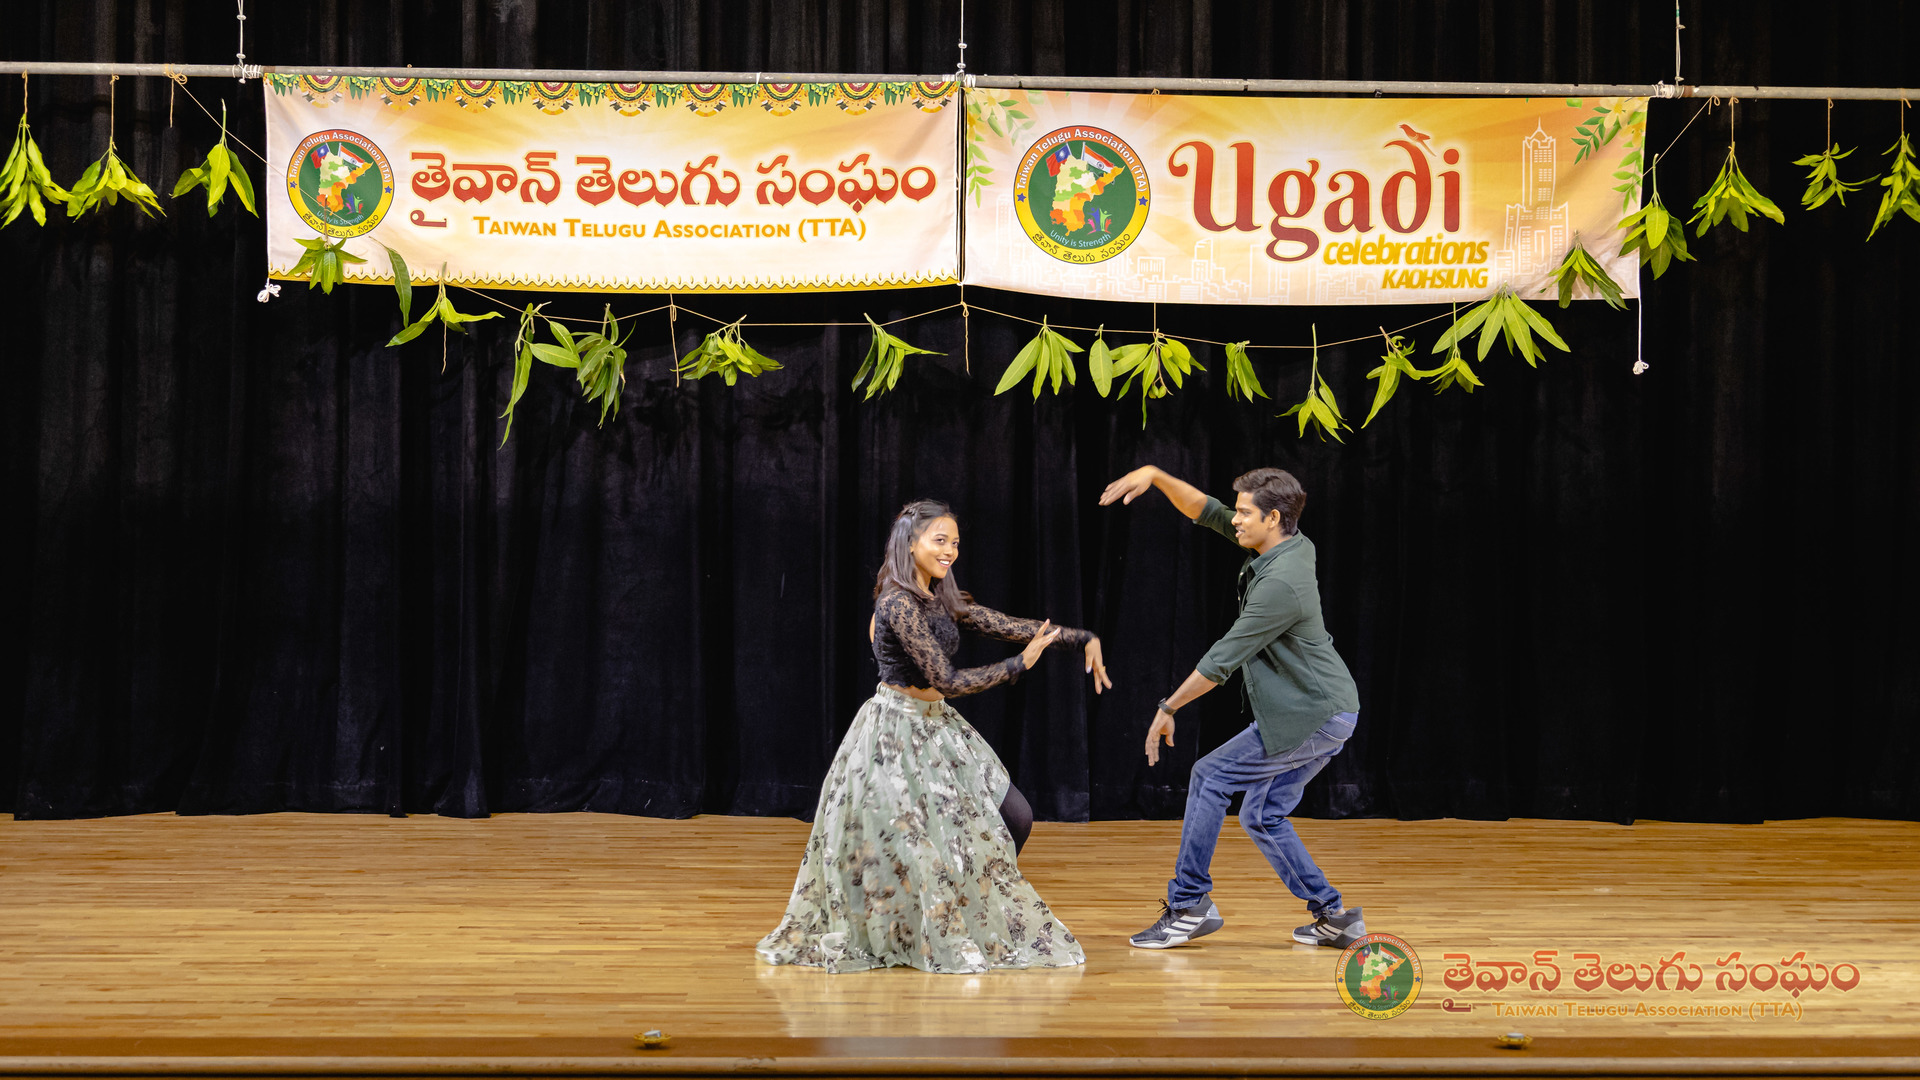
[871, 589, 1095, 697]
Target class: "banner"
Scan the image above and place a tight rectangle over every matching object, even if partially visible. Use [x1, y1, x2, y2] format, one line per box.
[962, 91, 1647, 305]
[264, 77, 958, 293]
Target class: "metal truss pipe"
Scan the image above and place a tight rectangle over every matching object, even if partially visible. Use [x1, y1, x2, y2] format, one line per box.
[0, 61, 1914, 102]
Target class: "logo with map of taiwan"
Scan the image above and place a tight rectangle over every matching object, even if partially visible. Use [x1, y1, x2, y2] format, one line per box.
[1013, 126, 1148, 264]
[286, 129, 394, 237]
[1336, 933, 1424, 1020]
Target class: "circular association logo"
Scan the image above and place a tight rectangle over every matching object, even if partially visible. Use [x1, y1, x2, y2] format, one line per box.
[1336, 933, 1423, 1020]
[1013, 125, 1148, 265]
[286, 129, 394, 237]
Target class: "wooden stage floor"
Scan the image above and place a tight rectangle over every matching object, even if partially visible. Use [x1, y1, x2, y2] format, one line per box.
[2, 813, 1916, 1076]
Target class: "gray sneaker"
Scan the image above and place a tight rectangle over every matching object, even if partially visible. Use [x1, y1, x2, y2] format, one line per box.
[1130, 898, 1225, 949]
[1293, 906, 1366, 947]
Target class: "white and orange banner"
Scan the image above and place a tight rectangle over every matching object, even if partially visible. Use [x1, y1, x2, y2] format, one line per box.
[263, 77, 958, 292]
[961, 91, 1647, 305]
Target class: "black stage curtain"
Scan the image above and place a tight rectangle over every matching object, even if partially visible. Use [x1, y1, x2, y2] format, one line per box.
[1, 1, 1915, 824]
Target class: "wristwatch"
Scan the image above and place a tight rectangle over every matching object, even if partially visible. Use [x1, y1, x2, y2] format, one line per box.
[1156, 697, 1179, 715]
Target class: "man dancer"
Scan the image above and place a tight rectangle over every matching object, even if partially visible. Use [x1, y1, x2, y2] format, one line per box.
[1099, 465, 1365, 950]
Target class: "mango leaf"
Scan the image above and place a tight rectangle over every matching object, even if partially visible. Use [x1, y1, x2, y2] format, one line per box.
[1223, 341, 1268, 403]
[1431, 285, 1569, 368]
[1689, 146, 1785, 237]
[1088, 327, 1114, 396]
[387, 247, 413, 324]
[499, 302, 544, 446]
[1, 114, 69, 227]
[1793, 143, 1875, 210]
[676, 316, 783, 384]
[1542, 240, 1626, 309]
[65, 145, 164, 219]
[385, 263, 501, 345]
[291, 234, 368, 296]
[1280, 326, 1349, 442]
[170, 103, 256, 217]
[996, 317, 1082, 399]
[1362, 332, 1423, 427]
[1617, 178, 1694, 279]
[1281, 384, 1348, 442]
[851, 313, 942, 400]
[1426, 343, 1483, 395]
[1108, 331, 1197, 428]
[1867, 131, 1920, 240]
[995, 328, 1043, 395]
[569, 304, 632, 425]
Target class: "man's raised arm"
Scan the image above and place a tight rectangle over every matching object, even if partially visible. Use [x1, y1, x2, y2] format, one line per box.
[1099, 466, 1209, 520]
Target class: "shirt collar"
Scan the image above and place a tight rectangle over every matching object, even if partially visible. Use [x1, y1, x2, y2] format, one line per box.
[1241, 533, 1298, 577]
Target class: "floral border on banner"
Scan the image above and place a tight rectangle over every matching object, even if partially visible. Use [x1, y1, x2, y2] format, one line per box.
[266, 75, 956, 117]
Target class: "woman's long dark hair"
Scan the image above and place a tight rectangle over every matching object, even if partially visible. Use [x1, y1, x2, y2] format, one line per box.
[873, 500, 969, 618]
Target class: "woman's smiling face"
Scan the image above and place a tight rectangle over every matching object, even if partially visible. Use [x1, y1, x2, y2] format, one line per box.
[912, 516, 959, 584]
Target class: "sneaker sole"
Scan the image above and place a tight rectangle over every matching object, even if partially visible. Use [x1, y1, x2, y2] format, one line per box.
[1292, 930, 1362, 947]
[1131, 918, 1224, 950]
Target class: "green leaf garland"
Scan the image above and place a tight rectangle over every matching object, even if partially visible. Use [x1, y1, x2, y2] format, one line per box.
[1617, 173, 1695, 279]
[994, 317, 1082, 398]
[1542, 239, 1626, 310]
[851, 314, 942, 400]
[1793, 143, 1875, 210]
[385, 263, 503, 343]
[1222, 341, 1268, 403]
[1867, 131, 1920, 240]
[1430, 285, 1570, 368]
[567, 305, 634, 426]
[1362, 331, 1424, 427]
[66, 145, 164, 219]
[0, 113, 67, 227]
[677, 317, 784, 385]
[1109, 330, 1202, 428]
[1280, 326, 1347, 442]
[1689, 145, 1785, 236]
[500, 302, 544, 446]
[510, 306, 633, 426]
[170, 103, 256, 217]
[1426, 343, 1483, 395]
[290, 235, 366, 294]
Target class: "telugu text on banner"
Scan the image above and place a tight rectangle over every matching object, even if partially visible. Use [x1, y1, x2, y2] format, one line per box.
[962, 91, 1647, 305]
[264, 77, 958, 293]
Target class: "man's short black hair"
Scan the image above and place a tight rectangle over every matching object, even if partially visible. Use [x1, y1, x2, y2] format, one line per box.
[1232, 468, 1306, 535]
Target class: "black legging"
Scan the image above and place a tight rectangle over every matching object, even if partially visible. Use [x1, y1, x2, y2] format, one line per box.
[999, 783, 1034, 855]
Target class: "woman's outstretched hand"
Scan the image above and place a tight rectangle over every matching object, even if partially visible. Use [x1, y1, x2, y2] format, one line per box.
[1084, 637, 1113, 694]
[1099, 466, 1159, 506]
[1020, 620, 1062, 670]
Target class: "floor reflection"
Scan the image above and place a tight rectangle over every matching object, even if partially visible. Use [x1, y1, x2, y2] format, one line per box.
[756, 961, 1089, 1037]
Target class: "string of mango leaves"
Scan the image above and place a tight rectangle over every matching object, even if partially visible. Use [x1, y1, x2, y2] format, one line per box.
[16, 77, 1919, 441]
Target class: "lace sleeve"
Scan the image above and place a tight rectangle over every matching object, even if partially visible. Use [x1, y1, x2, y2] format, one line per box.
[877, 591, 1026, 698]
[959, 603, 1095, 650]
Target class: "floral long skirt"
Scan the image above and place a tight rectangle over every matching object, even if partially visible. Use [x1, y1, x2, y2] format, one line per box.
[756, 684, 1085, 973]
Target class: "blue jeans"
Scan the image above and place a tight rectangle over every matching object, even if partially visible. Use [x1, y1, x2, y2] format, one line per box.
[1167, 712, 1358, 915]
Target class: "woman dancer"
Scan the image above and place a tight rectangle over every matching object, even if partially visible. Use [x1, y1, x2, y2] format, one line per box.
[757, 500, 1111, 973]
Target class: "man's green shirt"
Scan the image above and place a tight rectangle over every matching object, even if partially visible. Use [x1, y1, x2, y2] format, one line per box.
[1193, 496, 1360, 755]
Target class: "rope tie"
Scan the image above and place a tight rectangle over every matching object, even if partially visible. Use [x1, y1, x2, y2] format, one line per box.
[234, 0, 249, 82]
[162, 63, 186, 126]
[667, 294, 680, 385]
[959, 285, 970, 372]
